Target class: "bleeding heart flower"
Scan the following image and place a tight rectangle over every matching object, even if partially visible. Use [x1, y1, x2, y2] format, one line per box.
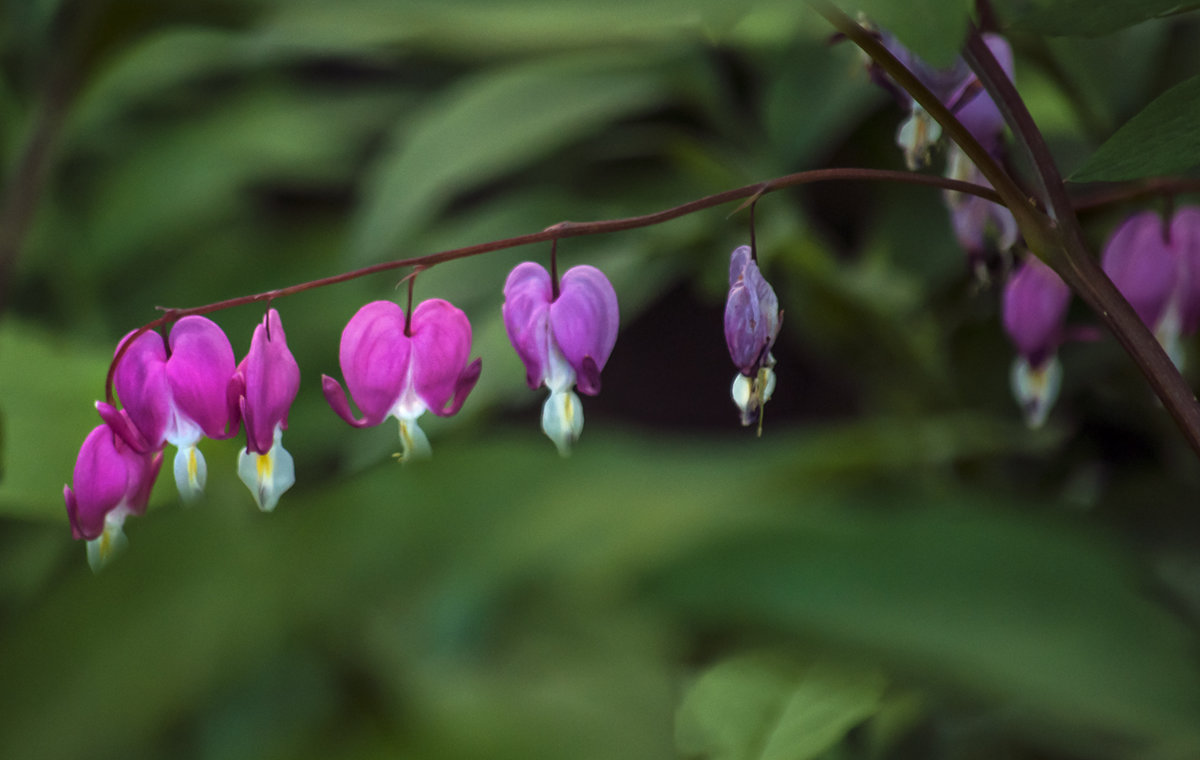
[97, 317, 239, 502]
[63, 422, 163, 571]
[1101, 208, 1200, 369]
[725, 246, 782, 431]
[1003, 255, 1070, 428]
[323, 299, 481, 461]
[231, 308, 301, 511]
[502, 262, 619, 455]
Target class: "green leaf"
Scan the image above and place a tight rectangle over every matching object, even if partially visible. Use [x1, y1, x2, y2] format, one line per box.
[676, 652, 886, 760]
[1070, 74, 1200, 182]
[351, 51, 668, 263]
[651, 500, 1200, 754]
[997, 0, 1200, 37]
[0, 322, 114, 519]
[836, 0, 973, 68]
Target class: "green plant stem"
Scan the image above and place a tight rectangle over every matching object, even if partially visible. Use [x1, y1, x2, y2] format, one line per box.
[961, 25, 1200, 458]
[816, 2, 1200, 459]
[808, 1, 1054, 257]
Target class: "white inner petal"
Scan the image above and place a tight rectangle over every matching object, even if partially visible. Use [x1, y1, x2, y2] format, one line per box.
[173, 444, 207, 503]
[542, 389, 584, 457]
[237, 426, 295, 512]
[543, 338, 576, 394]
[1010, 355, 1062, 429]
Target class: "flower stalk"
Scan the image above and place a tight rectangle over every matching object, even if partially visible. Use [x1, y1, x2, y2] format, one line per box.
[810, 0, 1200, 460]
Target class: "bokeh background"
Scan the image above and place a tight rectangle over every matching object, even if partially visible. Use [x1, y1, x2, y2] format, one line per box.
[3, 1, 1200, 759]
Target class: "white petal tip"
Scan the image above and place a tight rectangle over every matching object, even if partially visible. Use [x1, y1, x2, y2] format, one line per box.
[1011, 355, 1062, 429]
[396, 417, 432, 463]
[732, 367, 776, 429]
[173, 445, 207, 504]
[542, 389, 584, 456]
[86, 518, 128, 572]
[238, 433, 295, 512]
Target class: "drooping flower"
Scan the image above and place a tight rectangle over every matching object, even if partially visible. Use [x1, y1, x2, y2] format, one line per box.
[502, 262, 619, 455]
[939, 35, 1019, 274]
[871, 30, 1012, 169]
[322, 299, 482, 461]
[1002, 255, 1070, 428]
[230, 309, 300, 512]
[725, 245, 782, 431]
[63, 422, 163, 571]
[97, 317, 240, 501]
[1101, 208, 1200, 369]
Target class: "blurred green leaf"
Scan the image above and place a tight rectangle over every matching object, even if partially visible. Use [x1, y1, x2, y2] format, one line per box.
[0, 321, 112, 519]
[260, 0, 792, 55]
[997, 0, 1200, 37]
[352, 51, 670, 263]
[835, 0, 973, 67]
[1070, 73, 1200, 181]
[650, 501, 1200, 754]
[80, 87, 402, 270]
[676, 652, 886, 760]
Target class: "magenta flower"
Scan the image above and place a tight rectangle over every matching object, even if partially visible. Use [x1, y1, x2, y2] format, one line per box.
[322, 299, 482, 461]
[97, 316, 239, 501]
[63, 422, 163, 570]
[1101, 208, 1200, 368]
[1002, 256, 1070, 428]
[230, 309, 300, 511]
[725, 246, 781, 430]
[502, 262, 619, 455]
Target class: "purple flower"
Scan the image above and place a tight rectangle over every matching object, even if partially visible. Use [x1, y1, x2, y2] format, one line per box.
[1100, 209, 1200, 368]
[935, 35, 1017, 268]
[322, 299, 482, 461]
[725, 246, 781, 429]
[230, 309, 300, 511]
[97, 316, 239, 501]
[1002, 256, 1070, 428]
[63, 422, 163, 570]
[1102, 211, 1177, 329]
[952, 34, 1013, 152]
[502, 262, 619, 455]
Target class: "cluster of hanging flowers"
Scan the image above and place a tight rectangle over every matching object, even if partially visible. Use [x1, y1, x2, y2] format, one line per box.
[869, 27, 1200, 429]
[868, 27, 1079, 428]
[71, 22, 1199, 568]
[65, 310, 300, 569]
[64, 251, 778, 570]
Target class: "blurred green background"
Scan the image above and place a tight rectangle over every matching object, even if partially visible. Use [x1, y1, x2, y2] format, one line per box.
[4, 1, 1200, 759]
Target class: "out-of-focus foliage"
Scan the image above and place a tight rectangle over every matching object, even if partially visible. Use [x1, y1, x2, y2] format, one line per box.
[997, 0, 1200, 36]
[4, 2, 1200, 760]
[1070, 73, 1200, 181]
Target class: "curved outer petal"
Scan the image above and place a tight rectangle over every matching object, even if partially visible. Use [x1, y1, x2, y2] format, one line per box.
[238, 309, 301, 454]
[166, 316, 240, 440]
[952, 33, 1013, 149]
[1102, 211, 1178, 330]
[1002, 256, 1071, 368]
[725, 248, 780, 376]
[331, 300, 410, 427]
[550, 265, 619, 396]
[502, 262, 554, 390]
[410, 299, 480, 416]
[64, 425, 160, 541]
[729, 245, 752, 288]
[113, 329, 170, 450]
[1171, 206, 1200, 334]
